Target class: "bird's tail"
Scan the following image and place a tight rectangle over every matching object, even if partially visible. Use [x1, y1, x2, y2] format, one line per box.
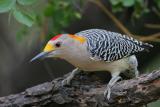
[141, 43, 153, 52]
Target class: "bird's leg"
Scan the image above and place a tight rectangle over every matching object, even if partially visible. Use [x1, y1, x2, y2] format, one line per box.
[134, 68, 139, 78]
[104, 72, 121, 100]
[128, 55, 139, 78]
[61, 68, 80, 86]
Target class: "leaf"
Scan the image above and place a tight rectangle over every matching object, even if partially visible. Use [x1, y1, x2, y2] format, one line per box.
[109, 0, 121, 5]
[154, 0, 160, 9]
[44, 4, 54, 17]
[13, 9, 35, 27]
[74, 12, 81, 19]
[110, 0, 121, 5]
[122, 0, 135, 7]
[112, 3, 123, 12]
[17, 0, 38, 5]
[0, 0, 16, 13]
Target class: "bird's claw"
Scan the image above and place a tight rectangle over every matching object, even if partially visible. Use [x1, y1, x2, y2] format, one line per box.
[104, 85, 111, 100]
[61, 68, 79, 86]
[61, 77, 72, 86]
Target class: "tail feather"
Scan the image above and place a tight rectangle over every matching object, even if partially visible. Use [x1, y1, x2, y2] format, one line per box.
[141, 43, 153, 52]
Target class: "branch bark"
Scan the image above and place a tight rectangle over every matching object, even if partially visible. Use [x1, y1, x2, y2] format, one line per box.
[0, 70, 160, 107]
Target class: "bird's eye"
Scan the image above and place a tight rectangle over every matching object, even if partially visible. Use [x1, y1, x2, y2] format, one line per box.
[55, 42, 61, 48]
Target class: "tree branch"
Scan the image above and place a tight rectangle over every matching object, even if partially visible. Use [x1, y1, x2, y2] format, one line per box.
[145, 24, 160, 29]
[0, 70, 160, 107]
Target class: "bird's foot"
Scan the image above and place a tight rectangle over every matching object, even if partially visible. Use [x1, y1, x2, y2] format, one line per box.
[104, 74, 122, 100]
[104, 85, 111, 100]
[61, 68, 80, 86]
[61, 76, 73, 86]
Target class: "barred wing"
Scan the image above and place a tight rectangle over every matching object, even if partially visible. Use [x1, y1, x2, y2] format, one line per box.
[76, 29, 153, 62]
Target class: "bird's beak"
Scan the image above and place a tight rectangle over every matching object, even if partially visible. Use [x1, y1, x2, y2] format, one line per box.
[30, 43, 55, 62]
[30, 52, 49, 62]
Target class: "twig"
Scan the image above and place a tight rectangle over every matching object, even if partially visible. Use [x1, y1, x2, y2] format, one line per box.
[139, 32, 160, 41]
[0, 70, 159, 107]
[145, 24, 160, 29]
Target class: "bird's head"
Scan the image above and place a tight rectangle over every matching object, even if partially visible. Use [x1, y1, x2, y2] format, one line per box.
[31, 34, 86, 61]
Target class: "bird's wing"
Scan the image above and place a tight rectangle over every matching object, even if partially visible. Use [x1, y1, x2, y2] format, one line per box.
[76, 29, 153, 62]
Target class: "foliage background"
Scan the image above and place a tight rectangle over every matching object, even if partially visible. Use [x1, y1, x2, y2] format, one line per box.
[0, 0, 159, 106]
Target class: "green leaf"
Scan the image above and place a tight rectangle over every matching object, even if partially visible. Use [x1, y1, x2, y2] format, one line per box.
[122, 0, 135, 7]
[74, 12, 82, 19]
[109, 0, 121, 5]
[44, 4, 54, 16]
[0, 0, 16, 13]
[17, 0, 38, 5]
[112, 3, 123, 12]
[13, 9, 35, 27]
[155, 0, 160, 9]
[136, 0, 144, 4]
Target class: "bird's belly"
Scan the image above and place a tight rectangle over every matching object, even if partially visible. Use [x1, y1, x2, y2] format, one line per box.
[66, 56, 130, 73]
[70, 61, 105, 71]
[76, 62, 106, 71]
[65, 56, 103, 71]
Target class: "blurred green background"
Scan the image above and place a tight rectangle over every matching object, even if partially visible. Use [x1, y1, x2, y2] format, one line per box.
[0, 0, 159, 106]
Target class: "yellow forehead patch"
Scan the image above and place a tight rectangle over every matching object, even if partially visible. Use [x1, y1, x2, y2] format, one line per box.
[68, 34, 86, 43]
[43, 43, 55, 52]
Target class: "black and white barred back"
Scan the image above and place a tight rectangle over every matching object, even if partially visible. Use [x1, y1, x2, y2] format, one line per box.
[76, 29, 153, 62]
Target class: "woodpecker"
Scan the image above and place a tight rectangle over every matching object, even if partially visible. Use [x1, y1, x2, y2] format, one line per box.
[31, 29, 153, 99]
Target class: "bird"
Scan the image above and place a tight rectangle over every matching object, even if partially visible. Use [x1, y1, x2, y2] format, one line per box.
[31, 29, 153, 100]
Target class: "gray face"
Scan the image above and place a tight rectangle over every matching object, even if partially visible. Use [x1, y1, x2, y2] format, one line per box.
[30, 34, 74, 61]
[47, 34, 74, 58]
